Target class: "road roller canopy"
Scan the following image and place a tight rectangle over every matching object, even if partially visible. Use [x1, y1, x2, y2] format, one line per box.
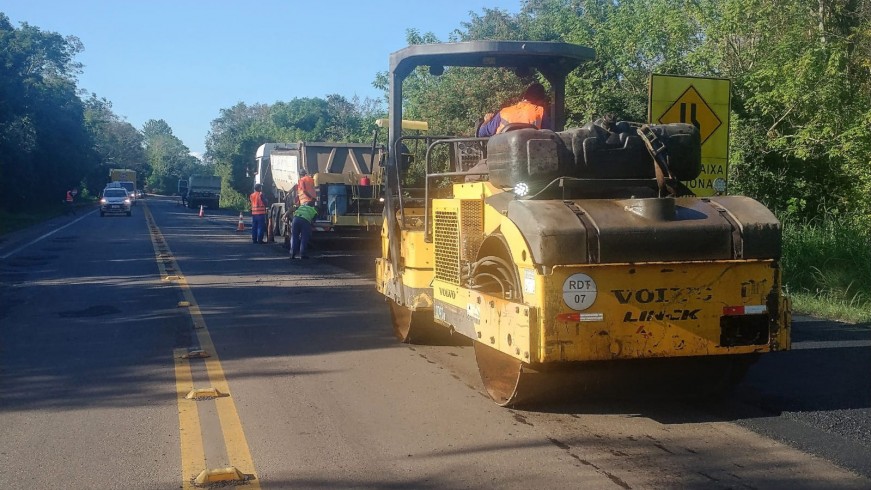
[386, 41, 596, 169]
[388, 41, 595, 78]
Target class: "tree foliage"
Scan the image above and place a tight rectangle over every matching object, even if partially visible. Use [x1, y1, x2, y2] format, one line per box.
[0, 13, 93, 211]
[0, 13, 178, 209]
[82, 94, 147, 194]
[708, 0, 871, 219]
[142, 118, 202, 195]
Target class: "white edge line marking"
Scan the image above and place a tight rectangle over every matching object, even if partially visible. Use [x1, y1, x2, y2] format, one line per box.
[0, 209, 98, 259]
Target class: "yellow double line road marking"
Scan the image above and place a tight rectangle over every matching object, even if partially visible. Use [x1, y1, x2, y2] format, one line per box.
[145, 204, 260, 489]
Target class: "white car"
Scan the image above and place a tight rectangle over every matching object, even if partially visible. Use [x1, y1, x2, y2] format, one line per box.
[100, 188, 132, 217]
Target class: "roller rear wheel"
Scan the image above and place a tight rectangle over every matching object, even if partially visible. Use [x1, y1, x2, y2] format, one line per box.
[474, 342, 551, 407]
[388, 299, 446, 344]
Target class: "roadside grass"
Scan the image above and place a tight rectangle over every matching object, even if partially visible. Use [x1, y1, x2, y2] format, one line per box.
[781, 214, 871, 324]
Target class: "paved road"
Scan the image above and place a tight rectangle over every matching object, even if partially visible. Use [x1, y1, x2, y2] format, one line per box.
[0, 196, 868, 489]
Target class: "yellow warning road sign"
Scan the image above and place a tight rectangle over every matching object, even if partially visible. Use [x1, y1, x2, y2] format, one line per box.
[657, 86, 721, 144]
[649, 75, 731, 197]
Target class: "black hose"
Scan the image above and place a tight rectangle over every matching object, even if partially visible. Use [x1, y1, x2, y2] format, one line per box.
[472, 272, 506, 297]
[475, 256, 519, 294]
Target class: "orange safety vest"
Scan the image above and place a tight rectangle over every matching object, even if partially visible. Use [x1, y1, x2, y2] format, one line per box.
[297, 175, 316, 204]
[65, 191, 74, 203]
[249, 191, 267, 215]
[496, 100, 545, 133]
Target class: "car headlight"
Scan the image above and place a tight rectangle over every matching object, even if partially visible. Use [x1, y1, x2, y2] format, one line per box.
[100, 199, 107, 204]
[124, 199, 131, 204]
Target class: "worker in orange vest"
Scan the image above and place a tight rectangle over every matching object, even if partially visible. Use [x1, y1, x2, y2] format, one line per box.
[249, 183, 268, 244]
[65, 189, 76, 215]
[296, 168, 316, 206]
[477, 82, 549, 137]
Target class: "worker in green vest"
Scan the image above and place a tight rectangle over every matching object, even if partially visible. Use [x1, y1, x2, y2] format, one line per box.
[290, 203, 317, 259]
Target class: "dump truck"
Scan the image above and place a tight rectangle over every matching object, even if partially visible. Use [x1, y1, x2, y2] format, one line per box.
[185, 175, 222, 209]
[376, 41, 791, 406]
[252, 141, 385, 240]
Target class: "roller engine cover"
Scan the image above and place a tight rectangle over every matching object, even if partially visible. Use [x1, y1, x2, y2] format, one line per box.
[487, 122, 701, 190]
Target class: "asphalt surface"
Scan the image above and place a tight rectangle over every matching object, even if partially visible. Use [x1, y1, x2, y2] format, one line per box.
[0, 195, 869, 489]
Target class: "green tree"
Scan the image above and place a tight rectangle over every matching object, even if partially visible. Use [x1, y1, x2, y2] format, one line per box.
[0, 13, 95, 211]
[325, 94, 380, 143]
[703, 0, 871, 221]
[142, 118, 199, 194]
[83, 94, 147, 194]
[205, 102, 274, 206]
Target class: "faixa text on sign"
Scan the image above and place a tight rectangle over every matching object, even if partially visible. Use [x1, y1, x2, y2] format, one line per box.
[684, 158, 728, 191]
[648, 74, 731, 197]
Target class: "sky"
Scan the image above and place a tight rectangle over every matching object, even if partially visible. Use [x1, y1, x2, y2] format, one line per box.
[3, 0, 522, 158]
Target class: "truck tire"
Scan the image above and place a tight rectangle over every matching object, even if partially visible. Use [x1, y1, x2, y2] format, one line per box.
[276, 204, 288, 236]
[277, 214, 287, 237]
[269, 207, 282, 237]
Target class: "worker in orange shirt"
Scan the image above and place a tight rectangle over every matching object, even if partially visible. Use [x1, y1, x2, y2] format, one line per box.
[64, 189, 76, 215]
[296, 168, 316, 206]
[249, 183, 268, 244]
[476, 82, 549, 137]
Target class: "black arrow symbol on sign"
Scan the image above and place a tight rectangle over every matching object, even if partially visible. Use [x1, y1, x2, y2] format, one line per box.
[680, 103, 701, 132]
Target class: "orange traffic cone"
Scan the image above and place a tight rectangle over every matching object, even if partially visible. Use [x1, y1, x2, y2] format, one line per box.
[236, 212, 245, 232]
[198, 205, 204, 218]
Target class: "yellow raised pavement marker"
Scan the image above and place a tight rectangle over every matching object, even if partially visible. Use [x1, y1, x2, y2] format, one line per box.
[185, 387, 228, 400]
[194, 467, 250, 485]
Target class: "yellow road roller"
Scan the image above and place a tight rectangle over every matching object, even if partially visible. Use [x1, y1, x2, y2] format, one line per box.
[376, 41, 790, 406]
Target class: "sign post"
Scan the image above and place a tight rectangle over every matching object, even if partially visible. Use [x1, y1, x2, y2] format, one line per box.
[648, 75, 731, 196]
